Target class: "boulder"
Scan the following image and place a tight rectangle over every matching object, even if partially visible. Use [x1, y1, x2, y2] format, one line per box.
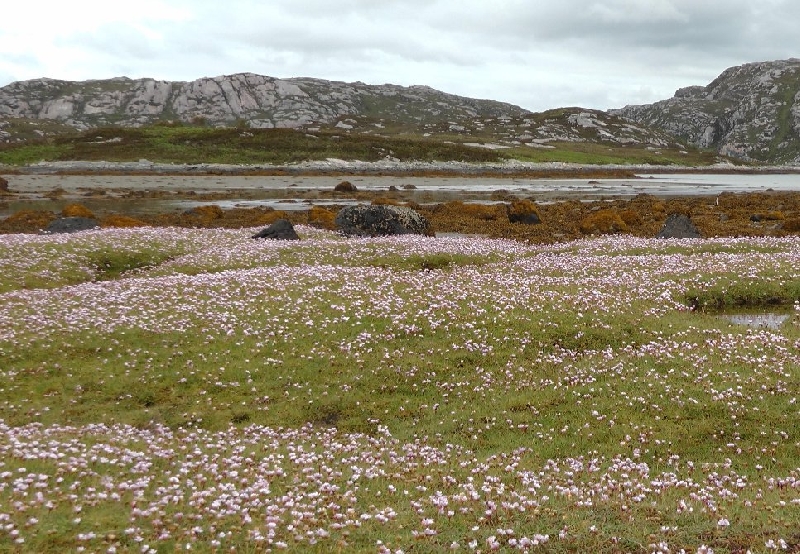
[334, 180, 358, 192]
[0, 176, 8, 192]
[335, 204, 431, 237]
[251, 218, 300, 240]
[44, 217, 99, 234]
[656, 213, 701, 239]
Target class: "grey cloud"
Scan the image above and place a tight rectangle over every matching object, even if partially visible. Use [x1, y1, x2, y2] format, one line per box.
[3, 0, 800, 112]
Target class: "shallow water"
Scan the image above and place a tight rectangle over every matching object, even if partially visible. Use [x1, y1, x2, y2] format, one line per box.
[720, 312, 791, 330]
[2, 173, 800, 219]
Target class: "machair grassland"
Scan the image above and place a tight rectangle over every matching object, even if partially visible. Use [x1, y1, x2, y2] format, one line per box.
[0, 227, 798, 553]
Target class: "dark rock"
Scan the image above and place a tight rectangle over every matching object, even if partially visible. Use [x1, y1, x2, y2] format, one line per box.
[656, 214, 702, 239]
[388, 185, 399, 192]
[335, 204, 431, 237]
[251, 219, 300, 240]
[43, 217, 99, 234]
[512, 212, 541, 225]
[750, 214, 762, 222]
[0, 176, 8, 192]
[402, 184, 417, 190]
[334, 180, 358, 192]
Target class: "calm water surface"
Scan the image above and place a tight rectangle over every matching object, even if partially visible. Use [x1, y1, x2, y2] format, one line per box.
[2, 173, 800, 218]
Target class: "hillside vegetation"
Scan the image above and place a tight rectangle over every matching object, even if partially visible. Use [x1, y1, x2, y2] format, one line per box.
[0, 120, 720, 167]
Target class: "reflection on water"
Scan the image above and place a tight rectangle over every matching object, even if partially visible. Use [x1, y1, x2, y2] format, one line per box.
[720, 312, 791, 330]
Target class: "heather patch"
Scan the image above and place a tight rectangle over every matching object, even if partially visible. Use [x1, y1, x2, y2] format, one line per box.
[0, 230, 798, 552]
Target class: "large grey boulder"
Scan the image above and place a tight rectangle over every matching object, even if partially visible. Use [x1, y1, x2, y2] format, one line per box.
[656, 214, 702, 239]
[251, 219, 300, 240]
[335, 205, 431, 237]
[43, 217, 99, 234]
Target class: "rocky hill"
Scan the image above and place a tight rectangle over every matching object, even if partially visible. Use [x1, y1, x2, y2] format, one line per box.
[0, 73, 526, 132]
[612, 58, 800, 164]
[0, 74, 684, 152]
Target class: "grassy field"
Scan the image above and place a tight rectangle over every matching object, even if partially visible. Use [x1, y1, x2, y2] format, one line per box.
[0, 125, 505, 166]
[0, 123, 722, 167]
[0, 227, 798, 552]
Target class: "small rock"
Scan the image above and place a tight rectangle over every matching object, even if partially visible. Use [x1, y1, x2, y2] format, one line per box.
[656, 213, 701, 239]
[252, 219, 300, 240]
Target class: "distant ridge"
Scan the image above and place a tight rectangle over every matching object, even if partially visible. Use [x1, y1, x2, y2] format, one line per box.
[0, 73, 527, 130]
[6, 62, 800, 164]
[612, 58, 800, 164]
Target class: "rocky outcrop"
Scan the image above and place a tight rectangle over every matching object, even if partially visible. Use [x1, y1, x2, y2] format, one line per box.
[335, 205, 431, 237]
[612, 59, 800, 164]
[0, 73, 527, 132]
[0, 74, 683, 150]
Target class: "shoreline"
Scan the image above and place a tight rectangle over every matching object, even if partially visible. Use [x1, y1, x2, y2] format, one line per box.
[4, 159, 800, 178]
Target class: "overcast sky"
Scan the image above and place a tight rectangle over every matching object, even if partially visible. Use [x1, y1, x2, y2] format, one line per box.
[0, 0, 796, 112]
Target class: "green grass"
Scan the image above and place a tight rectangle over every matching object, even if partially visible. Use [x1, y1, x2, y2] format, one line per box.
[506, 141, 721, 166]
[0, 117, 727, 167]
[0, 125, 505, 165]
[0, 229, 798, 552]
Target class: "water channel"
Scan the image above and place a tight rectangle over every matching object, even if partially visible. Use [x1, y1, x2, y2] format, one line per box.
[2, 172, 800, 219]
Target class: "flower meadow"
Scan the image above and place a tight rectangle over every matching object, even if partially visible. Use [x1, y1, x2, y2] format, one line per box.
[0, 226, 798, 553]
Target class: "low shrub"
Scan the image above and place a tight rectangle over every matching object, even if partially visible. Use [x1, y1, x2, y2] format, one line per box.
[0, 209, 56, 233]
[254, 210, 291, 226]
[100, 214, 148, 228]
[507, 199, 541, 224]
[579, 209, 629, 235]
[371, 197, 402, 206]
[62, 203, 95, 218]
[619, 209, 643, 226]
[781, 217, 800, 232]
[308, 206, 337, 229]
[190, 205, 224, 219]
[463, 203, 503, 220]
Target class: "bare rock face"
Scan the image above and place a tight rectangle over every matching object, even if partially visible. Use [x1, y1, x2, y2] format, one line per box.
[335, 205, 431, 237]
[612, 59, 800, 164]
[0, 73, 527, 133]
